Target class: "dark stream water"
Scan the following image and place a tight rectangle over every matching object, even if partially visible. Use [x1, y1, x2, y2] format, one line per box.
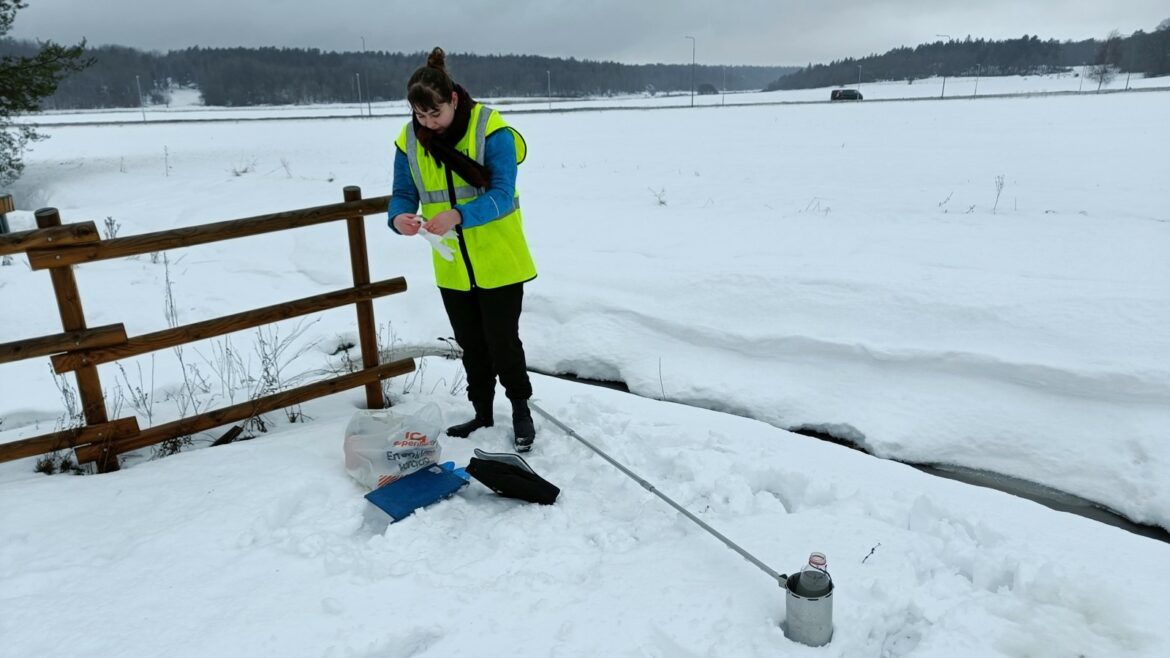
[539, 370, 1169, 544]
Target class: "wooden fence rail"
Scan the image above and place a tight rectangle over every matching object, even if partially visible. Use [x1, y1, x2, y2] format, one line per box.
[73, 359, 415, 465]
[0, 418, 142, 463]
[50, 279, 406, 373]
[0, 324, 127, 365]
[0, 187, 409, 473]
[0, 221, 99, 256]
[26, 196, 389, 270]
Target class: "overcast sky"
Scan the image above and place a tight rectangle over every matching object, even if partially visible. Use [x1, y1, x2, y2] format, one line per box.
[7, 1, 1168, 66]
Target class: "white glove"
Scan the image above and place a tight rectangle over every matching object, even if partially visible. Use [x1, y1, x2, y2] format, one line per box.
[418, 220, 456, 261]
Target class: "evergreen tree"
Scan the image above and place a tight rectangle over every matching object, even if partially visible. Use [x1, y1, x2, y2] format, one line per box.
[0, 1, 91, 184]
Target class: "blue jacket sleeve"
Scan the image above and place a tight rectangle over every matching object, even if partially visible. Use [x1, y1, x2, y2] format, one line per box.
[455, 129, 518, 230]
[387, 147, 419, 234]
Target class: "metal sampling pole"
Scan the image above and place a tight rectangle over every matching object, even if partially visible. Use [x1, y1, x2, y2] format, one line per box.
[531, 401, 787, 586]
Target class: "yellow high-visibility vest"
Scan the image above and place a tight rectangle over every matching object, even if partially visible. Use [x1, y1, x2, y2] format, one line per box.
[395, 104, 536, 290]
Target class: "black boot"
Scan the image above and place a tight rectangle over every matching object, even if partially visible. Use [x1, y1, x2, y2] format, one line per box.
[512, 399, 535, 452]
[447, 401, 494, 438]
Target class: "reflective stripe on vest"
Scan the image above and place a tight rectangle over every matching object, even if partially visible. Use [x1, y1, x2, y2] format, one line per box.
[397, 105, 535, 290]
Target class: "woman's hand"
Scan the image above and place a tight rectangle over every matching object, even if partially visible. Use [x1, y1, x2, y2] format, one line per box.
[423, 209, 462, 235]
[393, 213, 422, 236]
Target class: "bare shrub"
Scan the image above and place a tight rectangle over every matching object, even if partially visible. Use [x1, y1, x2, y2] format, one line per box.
[230, 158, 257, 177]
[117, 359, 156, 426]
[158, 253, 208, 455]
[35, 452, 82, 475]
[993, 175, 1006, 214]
[102, 216, 121, 239]
[196, 337, 252, 406]
[251, 319, 320, 423]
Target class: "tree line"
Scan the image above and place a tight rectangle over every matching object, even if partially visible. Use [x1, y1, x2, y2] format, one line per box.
[5, 24, 1166, 111]
[767, 22, 1170, 90]
[0, 41, 795, 109]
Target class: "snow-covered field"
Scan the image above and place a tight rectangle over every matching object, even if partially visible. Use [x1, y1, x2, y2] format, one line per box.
[2, 78, 1169, 656]
[22, 71, 1170, 124]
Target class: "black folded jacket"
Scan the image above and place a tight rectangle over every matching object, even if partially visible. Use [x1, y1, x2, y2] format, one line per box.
[466, 453, 560, 505]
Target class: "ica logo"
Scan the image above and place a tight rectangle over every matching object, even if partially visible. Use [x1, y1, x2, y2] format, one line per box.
[392, 431, 429, 447]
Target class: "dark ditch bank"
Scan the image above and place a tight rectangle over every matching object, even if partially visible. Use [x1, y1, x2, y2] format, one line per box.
[539, 369, 1170, 544]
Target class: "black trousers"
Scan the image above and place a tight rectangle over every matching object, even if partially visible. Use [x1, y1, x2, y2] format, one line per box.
[440, 283, 532, 407]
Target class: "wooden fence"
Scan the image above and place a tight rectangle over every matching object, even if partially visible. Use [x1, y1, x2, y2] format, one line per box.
[0, 186, 413, 473]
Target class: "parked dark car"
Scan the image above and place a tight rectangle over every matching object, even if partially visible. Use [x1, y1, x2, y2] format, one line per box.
[830, 89, 863, 101]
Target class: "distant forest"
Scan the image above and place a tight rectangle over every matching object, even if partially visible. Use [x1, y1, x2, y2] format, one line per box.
[3, 22, 1168, 110]
[0, 41, 794, 109]
[767, 22, 1170, 90]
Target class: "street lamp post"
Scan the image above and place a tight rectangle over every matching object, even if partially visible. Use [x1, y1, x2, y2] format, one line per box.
[857, 63, 863, 89]
[355, 72, 364, 116]
[936, 34, 951, 99]
[547, 70, 552, 110]
[361, 36, 372, 117]
[135, 74, 146, 122]
[684, 35, 696, 107]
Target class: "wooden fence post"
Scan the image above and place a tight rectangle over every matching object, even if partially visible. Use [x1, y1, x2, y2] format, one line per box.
[343, 186, 385, 409]
[0, 193, 13, 233]
[35, 208, 118, 472]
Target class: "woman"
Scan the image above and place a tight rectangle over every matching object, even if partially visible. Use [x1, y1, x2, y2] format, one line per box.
[388, 47, 538, 452]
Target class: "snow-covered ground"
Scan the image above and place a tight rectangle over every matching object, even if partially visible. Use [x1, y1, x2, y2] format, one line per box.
[1, 81, 1168, 656]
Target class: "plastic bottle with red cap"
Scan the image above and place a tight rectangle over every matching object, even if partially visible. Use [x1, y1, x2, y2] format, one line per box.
[793, 552, 832, 598]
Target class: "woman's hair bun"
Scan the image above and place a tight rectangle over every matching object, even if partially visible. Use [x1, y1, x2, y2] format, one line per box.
[427, 47, 447, 73]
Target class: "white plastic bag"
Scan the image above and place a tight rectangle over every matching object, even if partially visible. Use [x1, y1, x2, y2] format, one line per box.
[343, 403, 443, 490]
